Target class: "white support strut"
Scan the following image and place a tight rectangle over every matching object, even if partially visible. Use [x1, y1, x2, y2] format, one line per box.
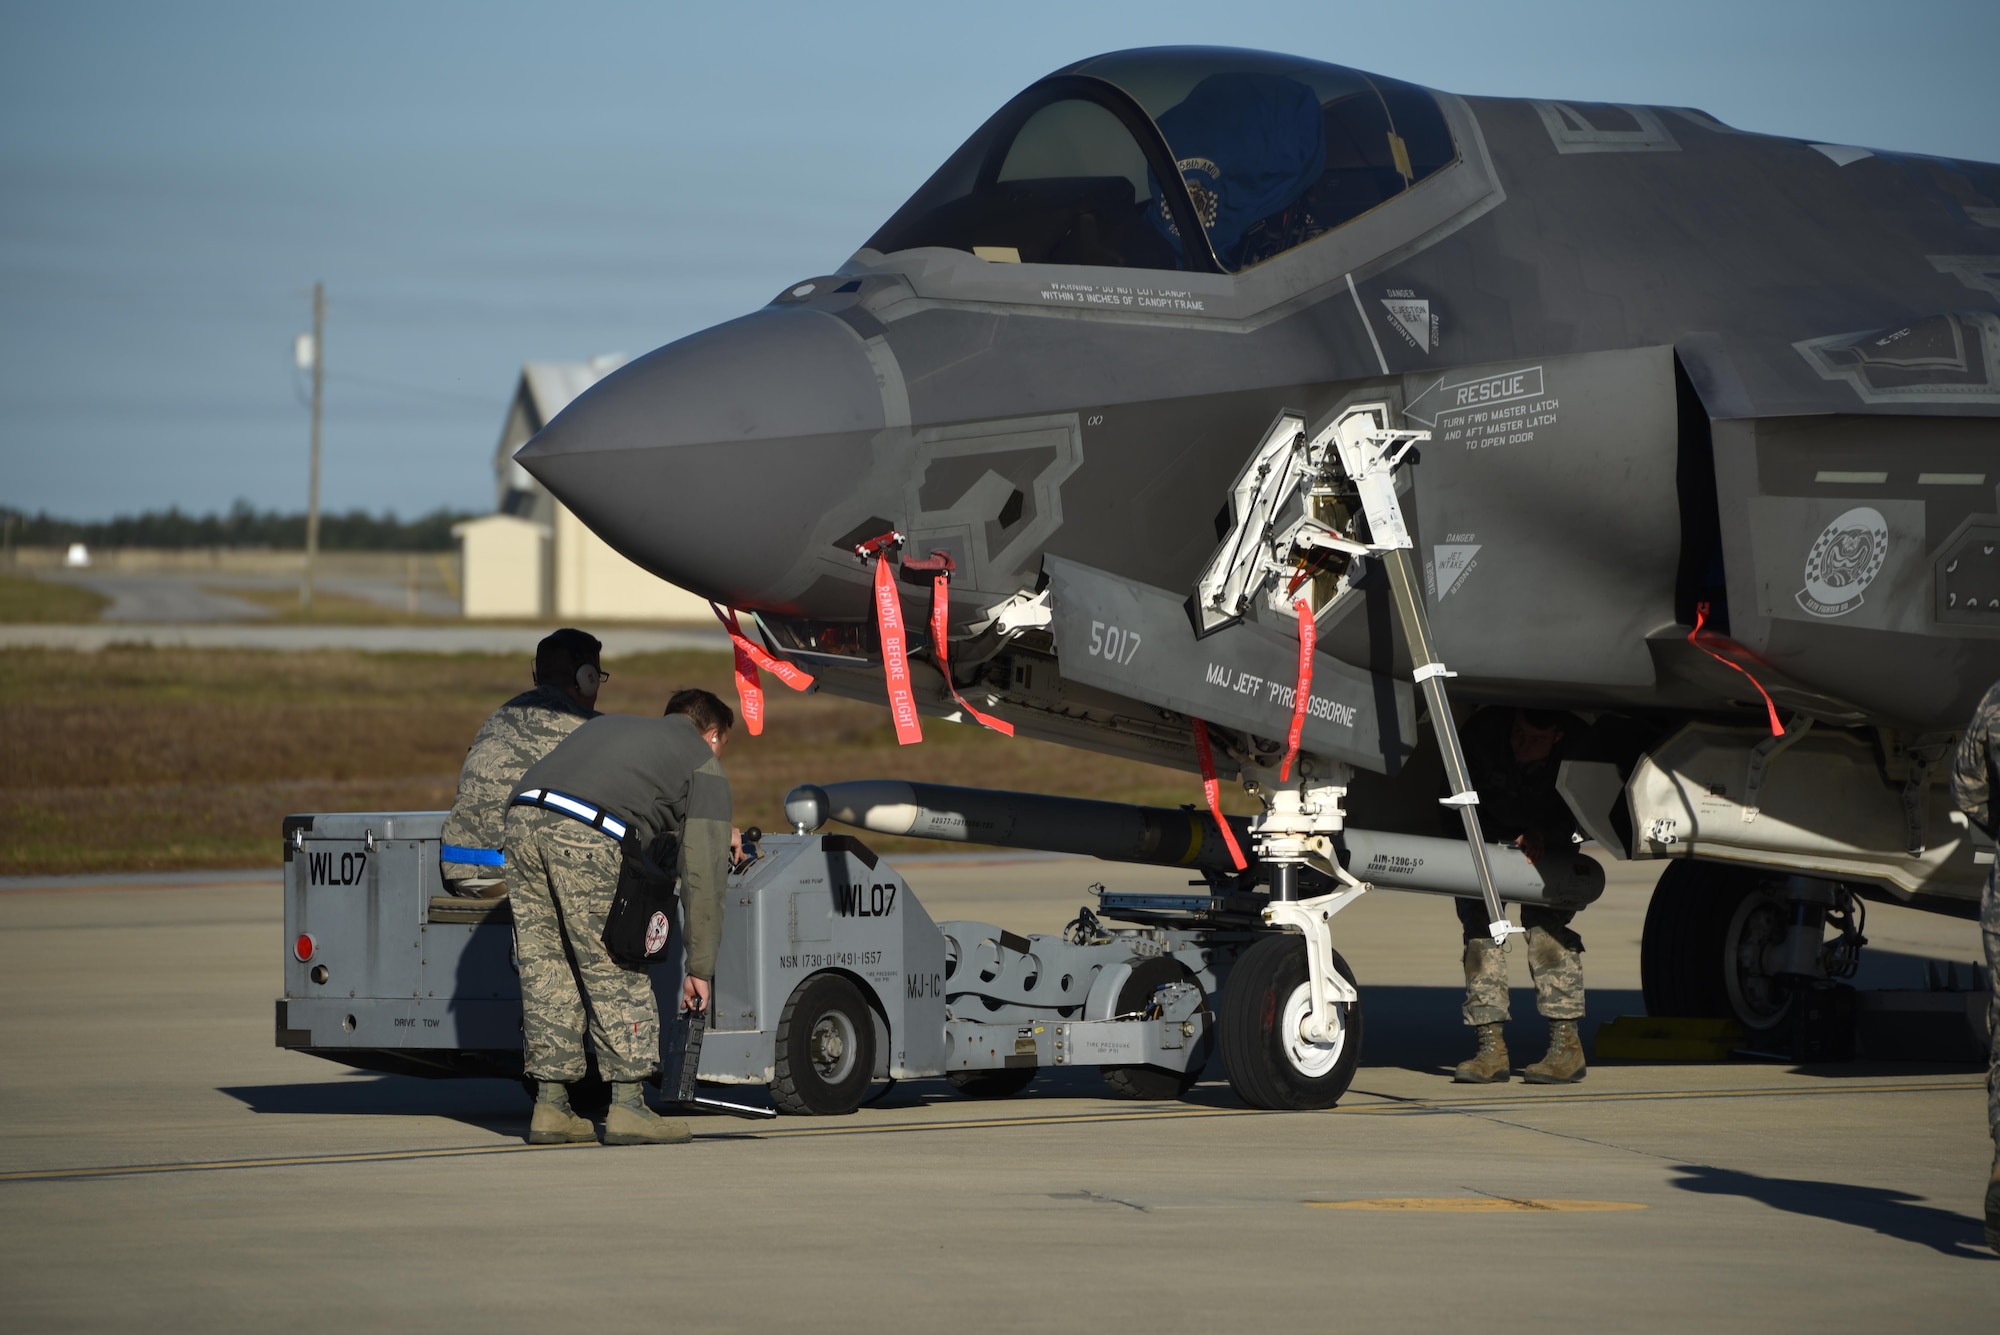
[1264, 885, 1367, 1042]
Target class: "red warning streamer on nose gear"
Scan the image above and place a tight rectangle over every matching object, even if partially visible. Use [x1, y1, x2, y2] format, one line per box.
[1191, 718, 1248, 872]
[1688, 601, 1783, 737]
[904, 552, 1014, 737]
[871, 552, 924, 746]
[1280, 597, 1315, 782]
[709, 604, 815, 737]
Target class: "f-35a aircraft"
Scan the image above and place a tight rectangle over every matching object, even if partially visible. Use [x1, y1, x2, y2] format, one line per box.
[517, 46, 2000, 1099]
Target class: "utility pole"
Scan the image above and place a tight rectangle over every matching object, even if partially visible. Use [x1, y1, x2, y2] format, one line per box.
[300, 282, 325, 613]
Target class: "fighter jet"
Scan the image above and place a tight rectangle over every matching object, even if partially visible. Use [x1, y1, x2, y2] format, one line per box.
[517, 46, 2000, 1090]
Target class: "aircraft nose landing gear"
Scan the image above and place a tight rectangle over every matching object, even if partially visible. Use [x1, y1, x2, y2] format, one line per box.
[1198, 403, 1500, 1111]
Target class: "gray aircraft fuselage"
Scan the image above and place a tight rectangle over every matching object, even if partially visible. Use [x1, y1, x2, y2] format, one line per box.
[519, 46, 2000, 761]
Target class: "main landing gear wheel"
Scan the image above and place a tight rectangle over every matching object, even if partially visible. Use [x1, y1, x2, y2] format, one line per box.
[946, 1067, 1037, 1098]
[1219, 934, 1362, 1110]
[773, 973, 877, 1115]
[1641, 860, 1795, 1033]
[1102, 957, 1211, 1101]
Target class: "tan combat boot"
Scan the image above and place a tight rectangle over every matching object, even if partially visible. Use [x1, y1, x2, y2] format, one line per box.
[1522, 1019, 1587, 1084]
[602, 1084, 693, 1146]
[1453, 1023, 1511, 1083]
[527, 1097, 595, 1145]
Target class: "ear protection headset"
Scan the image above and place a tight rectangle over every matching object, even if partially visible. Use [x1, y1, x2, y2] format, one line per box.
[533, 658, 600, 693]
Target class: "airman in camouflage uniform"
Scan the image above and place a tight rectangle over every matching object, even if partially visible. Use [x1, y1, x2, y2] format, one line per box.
[1947, 679, 2000, 1252]
[506, 807, 660, 1084]
[1448, 708, 1590, 1085]
[507, 688, 736, 1147]
[439, 629, 603, 892]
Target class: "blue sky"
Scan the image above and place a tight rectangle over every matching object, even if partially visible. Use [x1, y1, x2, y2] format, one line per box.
[3, 0, 1996, 520]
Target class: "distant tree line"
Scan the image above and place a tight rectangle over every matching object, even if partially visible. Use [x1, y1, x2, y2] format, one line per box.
[0, 501, 477, 552]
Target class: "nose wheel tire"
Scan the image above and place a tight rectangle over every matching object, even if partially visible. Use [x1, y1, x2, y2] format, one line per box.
[1219, 933, 1362, 1110]
[773, 973, 877, 1115]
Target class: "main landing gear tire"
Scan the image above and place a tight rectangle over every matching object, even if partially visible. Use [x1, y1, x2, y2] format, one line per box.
[1219, 934, 1362, 1111]
[1102, 957, 1212, 1101]
[947, 1067, 1038, 1098]
[773, 973, 877, 1116]
[1640, 860, 1795, 1033]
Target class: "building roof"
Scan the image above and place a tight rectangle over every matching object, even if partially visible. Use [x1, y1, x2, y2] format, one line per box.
[493, 353, 627, 510]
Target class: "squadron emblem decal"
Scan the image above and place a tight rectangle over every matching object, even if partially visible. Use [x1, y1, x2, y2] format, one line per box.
[1796, 506, 1888, 618]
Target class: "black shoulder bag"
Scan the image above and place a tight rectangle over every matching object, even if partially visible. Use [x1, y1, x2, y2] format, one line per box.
[602, 830, 680, 968]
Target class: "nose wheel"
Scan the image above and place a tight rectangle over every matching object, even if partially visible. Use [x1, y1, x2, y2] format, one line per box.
[1219, 934, 1363, 1110]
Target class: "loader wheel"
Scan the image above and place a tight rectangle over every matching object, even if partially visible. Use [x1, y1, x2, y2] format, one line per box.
[1641, 860, 1794, 1032]
[1219, 934, 1362, 1110]
[946, 1067, 1037, 1098]
[773, 973, 876, 1116]
[1102, 957, 1211, 1101]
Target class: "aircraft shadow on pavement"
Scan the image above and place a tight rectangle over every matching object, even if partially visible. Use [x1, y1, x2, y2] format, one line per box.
[1670, 1163, 1997, 1259]
[218, 1074, 528, 1131]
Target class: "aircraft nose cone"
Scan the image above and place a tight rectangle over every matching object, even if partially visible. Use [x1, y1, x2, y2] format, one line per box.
[516, 306, 888, 609]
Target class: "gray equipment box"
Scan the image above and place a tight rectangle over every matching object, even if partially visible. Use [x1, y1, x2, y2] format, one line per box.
[278, 812, 1237, 1113]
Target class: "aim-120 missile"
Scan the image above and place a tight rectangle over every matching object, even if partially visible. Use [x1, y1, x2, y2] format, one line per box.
[783, 781, 1603, 908]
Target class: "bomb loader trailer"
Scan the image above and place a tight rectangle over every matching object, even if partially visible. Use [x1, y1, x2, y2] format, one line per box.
[275, 785, 1600, 1115]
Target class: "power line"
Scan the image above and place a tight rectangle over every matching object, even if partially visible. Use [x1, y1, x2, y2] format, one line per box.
[323, 369, 496, 407]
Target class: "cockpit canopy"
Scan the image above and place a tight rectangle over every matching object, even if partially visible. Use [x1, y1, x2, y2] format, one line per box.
[866, 47, 1457, 274]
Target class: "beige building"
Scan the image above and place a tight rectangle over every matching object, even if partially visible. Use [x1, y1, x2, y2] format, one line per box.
[455, 356, 711, 622]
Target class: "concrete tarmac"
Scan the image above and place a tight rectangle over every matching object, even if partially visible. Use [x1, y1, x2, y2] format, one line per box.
[2, 855, 1993, 1332]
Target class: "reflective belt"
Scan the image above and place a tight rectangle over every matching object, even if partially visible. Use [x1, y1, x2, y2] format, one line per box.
[512, 789, 629, 841]
[440, 844, 504, 867]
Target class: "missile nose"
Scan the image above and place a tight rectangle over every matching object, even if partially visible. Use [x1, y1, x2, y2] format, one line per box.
[516, 305, 890, 609]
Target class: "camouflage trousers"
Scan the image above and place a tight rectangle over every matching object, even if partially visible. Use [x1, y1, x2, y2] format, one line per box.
[1455, 897, 1585, 1024]
[505, 805, 660, 1084]
[1985, 874, 1998, 1145]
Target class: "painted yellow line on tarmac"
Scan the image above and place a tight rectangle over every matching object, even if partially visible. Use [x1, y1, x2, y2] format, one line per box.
[1308, 1197, 1647, 1212]
[0, 1079, 1978, 1185]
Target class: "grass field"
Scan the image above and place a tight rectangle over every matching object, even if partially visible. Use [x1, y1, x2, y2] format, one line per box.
[0, 572, 109, 623]
[0, 647, 1242, 875]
